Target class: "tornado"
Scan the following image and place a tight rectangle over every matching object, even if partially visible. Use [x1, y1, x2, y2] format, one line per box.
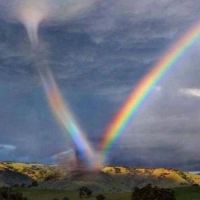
[0, 0, 102, 170]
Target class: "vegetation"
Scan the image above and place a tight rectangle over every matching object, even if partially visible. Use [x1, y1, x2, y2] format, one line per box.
[1, 162, 200, 190]
[0, 162, 200, 200]
[79, 186, 92, 198]
[132, 184, 175, 200]
[0, 162, 61, 182]
[0, 185, 195, 200]
[96, 194, 106, 200]
[0, 187, 28, 200]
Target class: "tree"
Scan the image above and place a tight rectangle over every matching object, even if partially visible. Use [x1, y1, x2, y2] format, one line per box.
[96, 194, 106, 200]
[79, 186, 93, 198]
[62, 197, 70, 200]
[31, 181, 38, 187]
[132, 184, 176, 200]
[0, 187, 29, 200]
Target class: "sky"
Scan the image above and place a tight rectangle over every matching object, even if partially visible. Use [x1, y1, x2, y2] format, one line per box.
[0, 0, 200, 170]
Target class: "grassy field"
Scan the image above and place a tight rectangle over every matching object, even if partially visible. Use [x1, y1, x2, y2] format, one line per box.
[12, 186, 200, 200]
[175, 187, 200, 200]
[13, 188, 131, 200]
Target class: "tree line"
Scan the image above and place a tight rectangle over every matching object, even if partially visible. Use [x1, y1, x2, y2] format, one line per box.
[0, 184, 177, 200]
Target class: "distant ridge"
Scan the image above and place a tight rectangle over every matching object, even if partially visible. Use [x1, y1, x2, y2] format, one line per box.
[0, 162, 200, 191]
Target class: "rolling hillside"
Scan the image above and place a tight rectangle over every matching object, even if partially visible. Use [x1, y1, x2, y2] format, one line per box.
[0, 162, 200, 192]
[0, 162, 60, 186]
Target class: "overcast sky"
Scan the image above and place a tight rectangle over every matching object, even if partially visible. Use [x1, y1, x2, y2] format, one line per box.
[0, 0, 200, 170]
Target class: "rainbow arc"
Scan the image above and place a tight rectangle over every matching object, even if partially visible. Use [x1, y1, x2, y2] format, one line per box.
[100, 22, 200, 154]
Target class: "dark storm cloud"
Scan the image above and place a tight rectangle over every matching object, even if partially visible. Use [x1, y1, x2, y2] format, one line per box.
[0, 0, 200, 169]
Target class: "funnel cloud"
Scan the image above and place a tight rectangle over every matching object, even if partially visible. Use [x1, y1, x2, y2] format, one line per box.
[9, 0, 101, 169]
[0, 0, 96, 46]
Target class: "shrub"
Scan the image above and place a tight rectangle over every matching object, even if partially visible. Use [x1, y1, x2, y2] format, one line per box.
[31, 181, 38, 187]
[96, 194, 106, 200]
[132, 184, 176, 200]
[79, 186, 93, 198]
[0, 187, 28, 200]
[62, 197, 70, 200]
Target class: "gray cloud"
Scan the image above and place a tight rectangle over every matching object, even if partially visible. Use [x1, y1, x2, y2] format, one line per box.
[0, 0, 199, 169]
[0, 0, 97, 24]
[115, 43, 200, 170]
[0, 144, 16, 152]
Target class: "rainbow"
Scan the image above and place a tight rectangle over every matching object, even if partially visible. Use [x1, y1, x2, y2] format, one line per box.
[39, 67, 98, 169]
[100, 21, 200, 154]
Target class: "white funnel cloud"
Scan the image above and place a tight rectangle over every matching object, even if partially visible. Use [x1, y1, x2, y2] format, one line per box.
[17, 1, 48, 46]
[0, 0, 97, 47]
